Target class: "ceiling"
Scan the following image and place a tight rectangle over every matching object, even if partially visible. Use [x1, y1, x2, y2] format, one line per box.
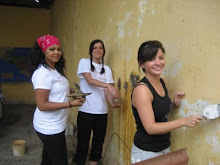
[0, 0, 55, 9]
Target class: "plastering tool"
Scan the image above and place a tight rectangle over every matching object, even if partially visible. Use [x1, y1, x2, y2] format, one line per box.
[203, 104, 220, 119]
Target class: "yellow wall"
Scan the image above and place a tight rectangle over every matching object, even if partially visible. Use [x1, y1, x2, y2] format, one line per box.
[0, 6, 51, 104]
[1, 0, 217, 164]
[51, 0, 220, 164]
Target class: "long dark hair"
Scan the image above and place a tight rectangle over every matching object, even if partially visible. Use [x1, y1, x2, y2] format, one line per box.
[89, 39, 105, 74]
[30, 41, 66, 76]
[138, 40, 165, 73]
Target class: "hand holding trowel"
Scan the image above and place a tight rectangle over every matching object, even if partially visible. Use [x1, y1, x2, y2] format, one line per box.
[66, 83, 91, 99]
[203, 104, 220, 119]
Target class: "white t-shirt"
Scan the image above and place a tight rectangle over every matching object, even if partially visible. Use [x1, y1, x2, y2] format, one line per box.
[77, 58, 114, 114]
[32, 65, 69, 135]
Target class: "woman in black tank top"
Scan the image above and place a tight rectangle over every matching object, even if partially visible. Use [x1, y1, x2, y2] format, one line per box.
[131, 40, 204, 163]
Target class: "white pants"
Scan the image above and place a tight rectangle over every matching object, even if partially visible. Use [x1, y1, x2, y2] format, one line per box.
[131, 144, 170, 164]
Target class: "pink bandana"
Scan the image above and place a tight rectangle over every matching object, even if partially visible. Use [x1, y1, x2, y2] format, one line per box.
[37, 35, 60, 53]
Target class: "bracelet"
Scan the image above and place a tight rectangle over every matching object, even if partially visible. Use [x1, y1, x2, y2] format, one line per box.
[69, 101, 72, 108]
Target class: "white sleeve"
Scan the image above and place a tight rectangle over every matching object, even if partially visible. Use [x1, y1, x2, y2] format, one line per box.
[106, 66, 114, 84]
[77, 58, 91, 79]
[32, 70, 53, 90]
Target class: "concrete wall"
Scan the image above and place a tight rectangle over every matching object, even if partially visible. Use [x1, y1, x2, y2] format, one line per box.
[51, 0, 220, 164]
[0, 6, 51, 104]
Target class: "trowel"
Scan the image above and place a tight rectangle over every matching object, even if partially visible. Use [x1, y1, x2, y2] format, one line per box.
[203, 104, 220, 119]
[66, 83, 91, 99]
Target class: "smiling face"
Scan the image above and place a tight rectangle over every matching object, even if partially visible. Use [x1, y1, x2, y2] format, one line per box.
[92, 42, 104, 64]
[44, 44, 62, 69]
[140, 48, 165, 77]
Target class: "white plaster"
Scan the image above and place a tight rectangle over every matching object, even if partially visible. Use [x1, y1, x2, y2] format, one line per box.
[203, 104, 219, 119]
[125, 47, 132, 61]
[174, 100, 219, 155]
[140, 7, 146, 14]
[117, 12, 132, 39]
[171, 99, 209, 130]
[137, 18, 143, 26]
[138, 0, 148, 13]
[152, 9, 155, 15]
[118, 46, 132, 62]
[128, 30, 133, 36]
[206, 135, 220, 153]
[178, 99, 209, 117]
[163, 62, 182, 79]
[136, 0, 156, 36]
[118, 29, 124, 39]
[137, 0, 147, 30]
[208, 160, 215, 165]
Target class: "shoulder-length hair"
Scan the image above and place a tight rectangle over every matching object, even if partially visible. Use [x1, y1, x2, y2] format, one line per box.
[138, 40, 165, 73]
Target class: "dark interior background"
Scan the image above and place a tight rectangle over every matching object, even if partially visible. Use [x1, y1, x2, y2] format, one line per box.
[0, 0, 55, 9]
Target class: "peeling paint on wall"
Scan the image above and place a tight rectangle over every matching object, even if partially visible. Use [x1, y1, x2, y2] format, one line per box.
[206, 135, 220, 153]
[117, 12, 133, 39]
[163, 62, 182, 79]
[117, 78, 122, 91]
[130, 72, 140, 87]
[208, 160, 216, 165]
[171, 99, 220, 164]
[120, 47, 133, 62]
[137, 0, 156, 36]
[151, 9, 155, 15]
[123, 81, 128, 91]
[178, 99, 209, 117]
[137, 0, 147, 36]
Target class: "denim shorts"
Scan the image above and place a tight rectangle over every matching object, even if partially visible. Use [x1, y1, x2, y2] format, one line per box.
[131, 143, 170, 164]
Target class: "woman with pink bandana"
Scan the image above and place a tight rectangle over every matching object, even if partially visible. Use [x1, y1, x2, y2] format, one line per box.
[30, 35, 85, 165]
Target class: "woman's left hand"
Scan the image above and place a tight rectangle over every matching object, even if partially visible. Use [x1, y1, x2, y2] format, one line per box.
[70, 98, 85, 107]
[173, 91, 185, 107]
[107, 84, 118, 94]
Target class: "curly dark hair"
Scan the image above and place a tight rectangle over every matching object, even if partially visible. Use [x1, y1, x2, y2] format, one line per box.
[89, 39, 105, 74]
[30, 41, 66, 77]
[138, 40, 165, 73]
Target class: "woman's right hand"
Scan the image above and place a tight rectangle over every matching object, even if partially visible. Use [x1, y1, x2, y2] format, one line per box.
[70, 98, 85, 107]
[183, 115, 204, 127]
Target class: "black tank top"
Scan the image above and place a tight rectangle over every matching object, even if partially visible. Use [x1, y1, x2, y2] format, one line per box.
[132, 77, 173, 152]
